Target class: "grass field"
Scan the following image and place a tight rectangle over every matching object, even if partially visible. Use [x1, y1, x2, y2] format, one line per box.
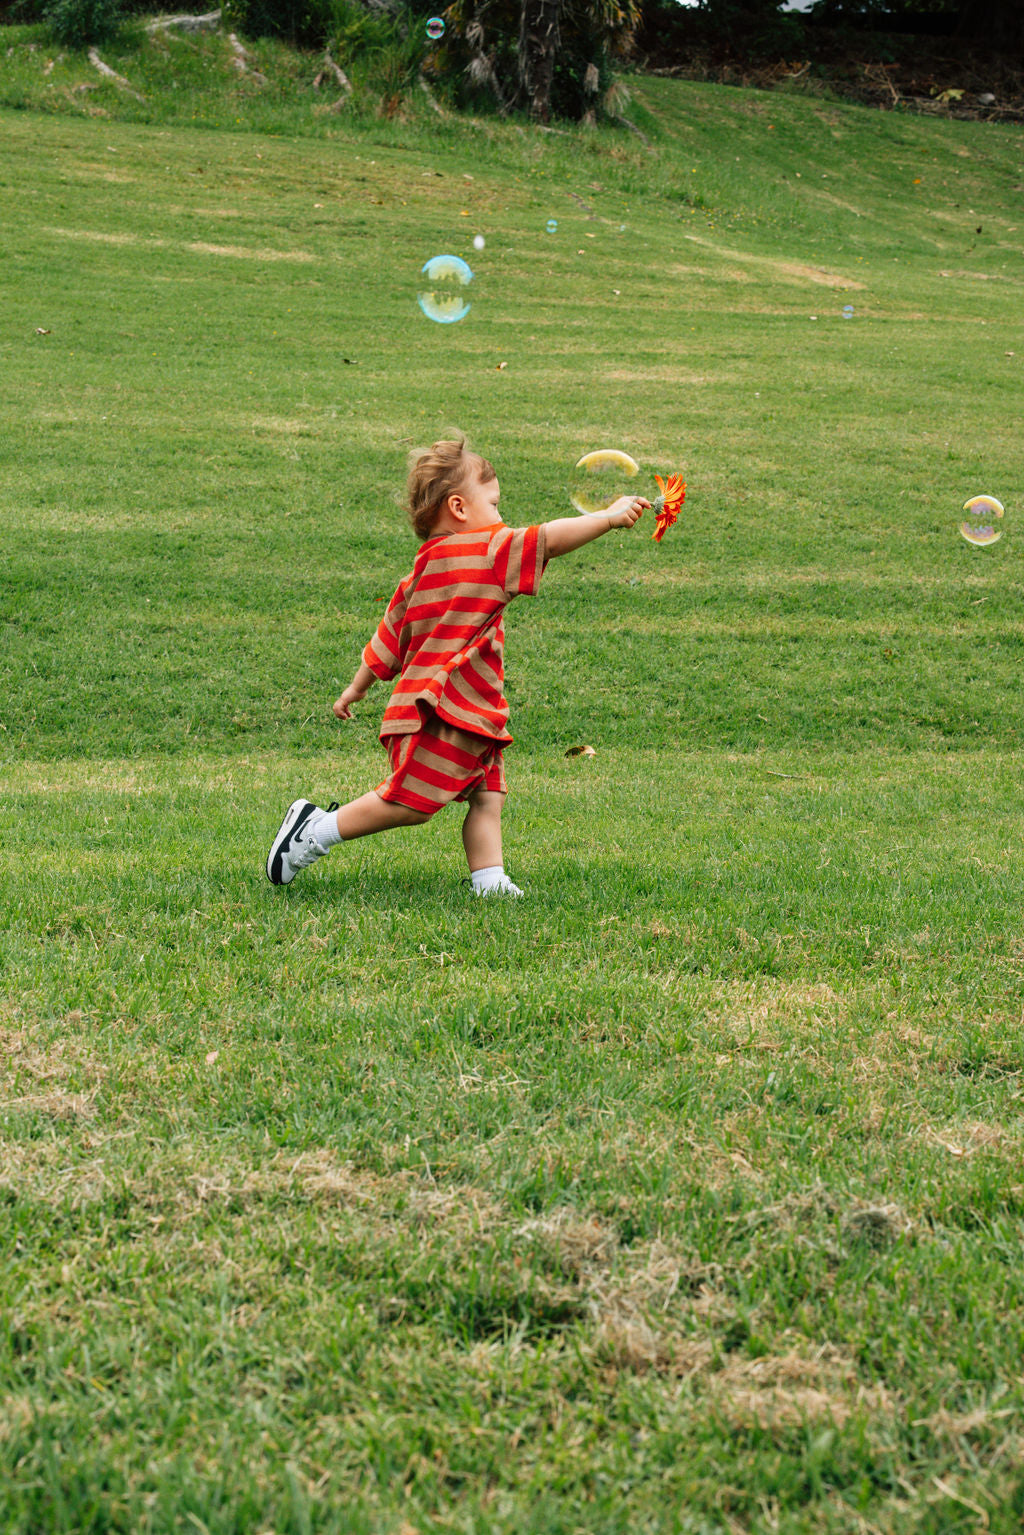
[2, 28, 1024, 1532]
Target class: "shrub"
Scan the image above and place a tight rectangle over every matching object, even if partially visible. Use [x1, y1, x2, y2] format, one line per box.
[221, 0, 336, 47]
[44, 0, 124, 47]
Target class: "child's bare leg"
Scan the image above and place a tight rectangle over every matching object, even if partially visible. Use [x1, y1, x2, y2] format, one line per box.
[461, 788, 505, 871]
[335, 791, 429, 841]
[461, 789, 521, 895]
[268, 791, 427, 887]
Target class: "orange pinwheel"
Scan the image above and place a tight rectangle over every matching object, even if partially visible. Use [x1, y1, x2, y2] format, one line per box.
[652, 474, 686, 542]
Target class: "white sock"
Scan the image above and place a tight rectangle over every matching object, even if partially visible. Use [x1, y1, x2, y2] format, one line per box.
[309, 807, 343, 851]
[471, 865, 506, 894]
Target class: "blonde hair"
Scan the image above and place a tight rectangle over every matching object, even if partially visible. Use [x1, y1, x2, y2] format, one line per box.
[405, 436, 496, 539]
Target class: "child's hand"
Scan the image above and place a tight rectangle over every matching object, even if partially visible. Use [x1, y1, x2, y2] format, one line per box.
[334, 663, 377, 720]
[604, 496, 650, 530]
[333, 684, 366, 720]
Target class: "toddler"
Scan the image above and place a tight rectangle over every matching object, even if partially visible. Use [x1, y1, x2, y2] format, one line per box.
[266, 437, 648, 895]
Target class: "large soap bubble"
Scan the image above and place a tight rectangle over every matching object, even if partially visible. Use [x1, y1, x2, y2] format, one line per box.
[417, 254, 473, 324]
[569, 448, 641, 515]
[426, 16, 445, 40]
[959, 493, 1004, 548]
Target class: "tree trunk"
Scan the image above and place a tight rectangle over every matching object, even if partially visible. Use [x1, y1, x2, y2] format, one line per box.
[517, 0, 562, 122]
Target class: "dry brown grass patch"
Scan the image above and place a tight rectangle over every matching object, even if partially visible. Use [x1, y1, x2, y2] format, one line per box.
[922, 1121, 1021, 1160]
[712, 1345, 899, 1430]
[1, 1020, 104, 1108]
[744, 1184, 915, 1250]
[914, 1403, 1020, 1440]
[681, 235, 864, 290]
[704, 979, 846, 1051]
[285, 1148, 503, 1231]
[517, 1209, 619, 1274]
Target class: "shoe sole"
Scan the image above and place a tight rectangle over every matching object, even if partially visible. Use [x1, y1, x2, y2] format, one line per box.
[266, 798, 317, 885]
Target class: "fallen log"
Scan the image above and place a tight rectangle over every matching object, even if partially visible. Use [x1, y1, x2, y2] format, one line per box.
[146, 10, 222, 33]
[87, 47, 145, 101]
[312, 49, 352, 100]
[228, 32, 268, 86]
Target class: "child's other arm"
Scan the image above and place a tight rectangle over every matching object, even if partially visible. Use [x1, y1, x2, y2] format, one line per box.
[543, 495, 649, 558]
[334, 661, 377, 719]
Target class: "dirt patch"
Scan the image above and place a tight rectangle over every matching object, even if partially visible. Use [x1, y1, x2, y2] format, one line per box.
[186, 241, 316, 263]
[41, 227, 316, 264]
[683, 236, 864, 290]
[44, 225, 145, 246]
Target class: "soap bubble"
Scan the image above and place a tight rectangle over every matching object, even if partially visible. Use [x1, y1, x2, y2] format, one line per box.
[546, 219, 558, 233]
[425, 16, 445, 39]
[473, 234, 485, 251]
[959, 493, 1004, 548]
[417, 254, 472, 324]
[569, 448, 640, 515]
[842, 304, 855, 318]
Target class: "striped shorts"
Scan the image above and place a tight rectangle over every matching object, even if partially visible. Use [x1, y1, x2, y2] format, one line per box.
[376, 717, 507, 817]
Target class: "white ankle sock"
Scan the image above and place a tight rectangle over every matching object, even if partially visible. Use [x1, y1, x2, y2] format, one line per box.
[309, 808, 343, 851]
[471, 865, 505, 894]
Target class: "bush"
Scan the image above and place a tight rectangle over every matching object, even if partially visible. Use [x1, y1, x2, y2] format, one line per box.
[44, 0, 124, 47]
[221, 0, 336, 47]
[329, 0, 426, 103]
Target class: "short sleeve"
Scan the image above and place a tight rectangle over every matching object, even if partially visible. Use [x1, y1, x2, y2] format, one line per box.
[362, 587, 405, 680]
[490, 524, 547, 599]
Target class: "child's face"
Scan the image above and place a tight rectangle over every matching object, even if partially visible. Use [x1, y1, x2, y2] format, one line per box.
[449, 472, 501, 530]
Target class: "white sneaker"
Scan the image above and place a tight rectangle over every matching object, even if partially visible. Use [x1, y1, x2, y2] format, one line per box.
[266, 799, 337, 886]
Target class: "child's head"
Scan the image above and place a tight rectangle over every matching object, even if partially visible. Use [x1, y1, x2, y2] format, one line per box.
[406, 436, 497, 539]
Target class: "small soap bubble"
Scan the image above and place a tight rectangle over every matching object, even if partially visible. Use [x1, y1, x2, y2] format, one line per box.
[959, 493, 1004, 548]
[569, 448, 640, 515]
[473, 234, 485, 251]
[425, 16, 445, 39]
[546, 218, 558, 233]
[842, 304, 855, 318]
[417, 254, 472, 324]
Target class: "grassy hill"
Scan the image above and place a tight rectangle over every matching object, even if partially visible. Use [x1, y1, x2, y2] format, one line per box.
[2, 28, 1024, 1533]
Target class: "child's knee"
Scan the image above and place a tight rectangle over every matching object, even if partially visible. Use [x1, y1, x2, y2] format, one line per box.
[466, 788, 505, 816]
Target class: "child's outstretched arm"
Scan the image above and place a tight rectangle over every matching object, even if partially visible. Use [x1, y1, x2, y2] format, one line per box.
[544, 496, 649, 558]
[334, 661, 377, 719]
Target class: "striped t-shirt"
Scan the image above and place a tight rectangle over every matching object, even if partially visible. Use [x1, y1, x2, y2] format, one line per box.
[363, 521, 547, 742]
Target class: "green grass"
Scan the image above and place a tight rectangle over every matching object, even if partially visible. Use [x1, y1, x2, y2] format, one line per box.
[2, 28, 1024, 1532]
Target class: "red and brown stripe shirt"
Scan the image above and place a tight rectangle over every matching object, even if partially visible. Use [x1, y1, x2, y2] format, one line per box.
[363, 521, 547, 743]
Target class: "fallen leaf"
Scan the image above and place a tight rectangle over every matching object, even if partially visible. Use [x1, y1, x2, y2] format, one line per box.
[35, 327, 51, 335]
[565, 744, 596, 758]
[205, 1050, 219, 1065]
[496, 361, 507, 370]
